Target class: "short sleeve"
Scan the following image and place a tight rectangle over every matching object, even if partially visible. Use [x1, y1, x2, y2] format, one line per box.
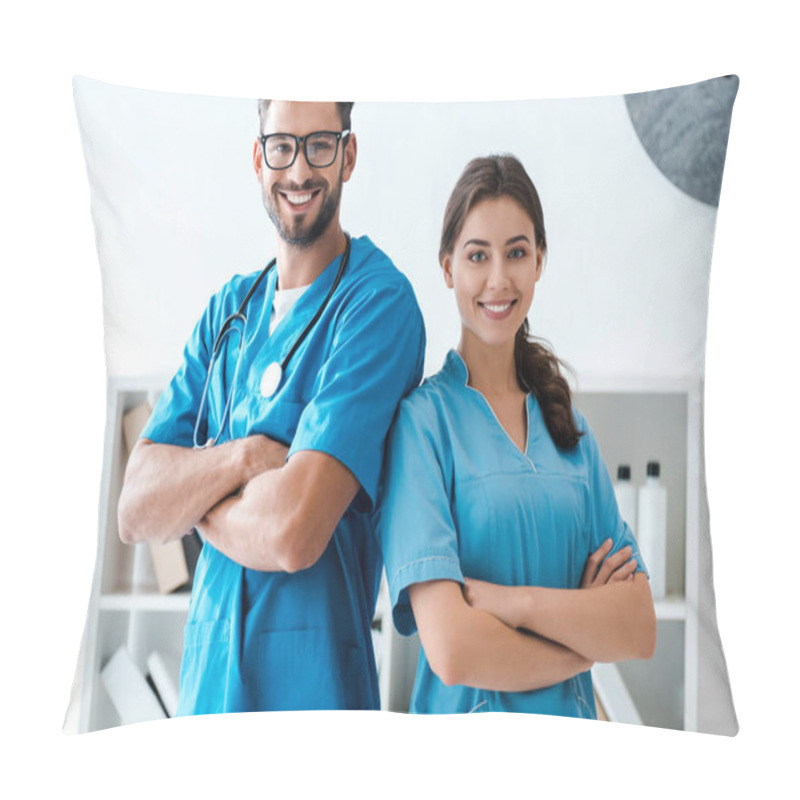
[375, 397, 464, 636]
[583, 423, 650, 579]
[141, 294, 217, 448]
[288, 277, 425, 512]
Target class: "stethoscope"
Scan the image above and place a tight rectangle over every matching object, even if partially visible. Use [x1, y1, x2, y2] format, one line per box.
[192, 233, 352, 449]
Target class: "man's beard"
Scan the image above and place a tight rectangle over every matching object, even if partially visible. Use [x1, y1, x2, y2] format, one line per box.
[265, 171, 343, 250]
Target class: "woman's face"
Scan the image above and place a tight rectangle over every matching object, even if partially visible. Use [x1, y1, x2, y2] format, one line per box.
[442, 195, 543, 351]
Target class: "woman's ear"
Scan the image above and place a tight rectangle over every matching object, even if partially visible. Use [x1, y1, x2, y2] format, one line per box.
[441, 255, 454, 289]
[534, 246, 544, 283]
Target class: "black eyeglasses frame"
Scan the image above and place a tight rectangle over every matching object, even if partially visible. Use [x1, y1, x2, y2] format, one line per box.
[259, 129, 351, 170]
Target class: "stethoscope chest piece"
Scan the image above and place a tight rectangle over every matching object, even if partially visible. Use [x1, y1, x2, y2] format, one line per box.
[260, 361, 283, 399]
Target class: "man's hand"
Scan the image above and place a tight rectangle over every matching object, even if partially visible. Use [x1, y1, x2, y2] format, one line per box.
[239, 434, 291, 484]
[579, 539, 637, 589]
[118, 433, 290, 545]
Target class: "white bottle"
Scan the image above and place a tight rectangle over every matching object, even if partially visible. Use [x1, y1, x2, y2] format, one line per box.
[613, 465, 638, 536]
[637, 461, 667, 600]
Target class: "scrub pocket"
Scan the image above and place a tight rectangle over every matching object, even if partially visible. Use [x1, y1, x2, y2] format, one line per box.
[177, 618, 231, 716]
[236, 396, 307, 444]
[254, 628, 368, 711]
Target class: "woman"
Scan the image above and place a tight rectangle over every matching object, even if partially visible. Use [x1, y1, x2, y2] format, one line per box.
[376, 155, 656, 717]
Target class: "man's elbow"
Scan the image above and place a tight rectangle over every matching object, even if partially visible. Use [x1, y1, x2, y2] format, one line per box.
[117, 488, 141, 544]
[271, 516, 332, 574]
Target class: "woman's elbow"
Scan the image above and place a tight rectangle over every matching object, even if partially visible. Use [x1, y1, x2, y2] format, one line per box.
[418, 626, 470, 687]
[637, 607, 657, 660]
[427, 645, 466, 687]
[631, 583, 657, 660]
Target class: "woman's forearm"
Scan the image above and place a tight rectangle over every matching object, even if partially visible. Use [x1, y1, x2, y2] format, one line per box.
[471, 574, 656, 662]
[409, 580, 592, 692]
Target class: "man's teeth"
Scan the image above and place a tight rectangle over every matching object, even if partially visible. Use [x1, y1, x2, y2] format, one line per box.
[286, 192, 313, 205]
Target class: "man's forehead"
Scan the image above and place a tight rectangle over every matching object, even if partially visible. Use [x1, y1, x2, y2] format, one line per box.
[263, 101, 342, 133]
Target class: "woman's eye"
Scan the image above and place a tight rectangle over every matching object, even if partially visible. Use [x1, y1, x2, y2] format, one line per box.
[508, 247, 527, 259]
[468, 251, 487, 263]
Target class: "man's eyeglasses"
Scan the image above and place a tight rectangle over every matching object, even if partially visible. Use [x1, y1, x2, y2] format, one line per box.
[259, 130, 350, 170]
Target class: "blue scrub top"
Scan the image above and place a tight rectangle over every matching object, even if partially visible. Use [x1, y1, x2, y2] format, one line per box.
[376, 350, 647, 717]
[142, 236, 426, 714]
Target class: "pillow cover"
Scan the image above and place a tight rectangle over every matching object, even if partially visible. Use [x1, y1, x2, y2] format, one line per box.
[66, 75, 738, 734]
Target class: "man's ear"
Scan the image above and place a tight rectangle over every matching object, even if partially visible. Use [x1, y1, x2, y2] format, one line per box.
[253, 137, 264, 181]
[341, 133, 357, 183]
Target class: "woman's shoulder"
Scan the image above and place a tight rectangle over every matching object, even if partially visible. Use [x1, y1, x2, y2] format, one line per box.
[395, 361, 465, 431]
[566, 403, 602, 461]
[398, 369, 449, 417]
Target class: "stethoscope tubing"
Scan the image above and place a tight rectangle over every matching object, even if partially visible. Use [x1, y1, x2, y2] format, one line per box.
[193, 234, 351, 449]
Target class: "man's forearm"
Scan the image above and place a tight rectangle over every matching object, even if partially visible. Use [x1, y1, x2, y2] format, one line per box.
[196, 449, 360, 574]
[117, 436, 287, 544]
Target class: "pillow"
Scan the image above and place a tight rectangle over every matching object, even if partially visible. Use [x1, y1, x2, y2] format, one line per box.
[66, 75, 738, 734]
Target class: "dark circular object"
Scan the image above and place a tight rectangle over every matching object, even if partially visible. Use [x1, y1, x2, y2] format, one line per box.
[625, 76, 739, 207]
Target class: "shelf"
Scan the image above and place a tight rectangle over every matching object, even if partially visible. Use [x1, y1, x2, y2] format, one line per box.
[99, 592, 191, 612]
[654, 595, 686, 621]
[592, 663, 642, 725]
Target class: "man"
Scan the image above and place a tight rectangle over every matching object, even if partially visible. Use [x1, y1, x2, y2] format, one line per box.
[117, 100, 426, 714]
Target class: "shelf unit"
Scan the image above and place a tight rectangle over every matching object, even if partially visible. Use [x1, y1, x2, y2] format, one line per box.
[574, 376, 703, 731]
[75, 375, 705, 732]
[75, 376, 400, 731]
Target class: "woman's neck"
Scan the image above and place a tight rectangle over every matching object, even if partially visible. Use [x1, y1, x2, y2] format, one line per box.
[457, 332, 522, 399]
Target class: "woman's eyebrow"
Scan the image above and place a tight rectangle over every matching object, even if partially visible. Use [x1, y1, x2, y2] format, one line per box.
[462, 234, 531, 249]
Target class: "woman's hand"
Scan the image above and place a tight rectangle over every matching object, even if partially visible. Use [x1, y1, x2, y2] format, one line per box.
[462, 578, 520, 629]
[580, 539, 637, 589]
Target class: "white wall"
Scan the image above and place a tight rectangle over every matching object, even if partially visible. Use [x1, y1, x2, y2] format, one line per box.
[7, 2, 800, 798]
[74, 78, 717, 383]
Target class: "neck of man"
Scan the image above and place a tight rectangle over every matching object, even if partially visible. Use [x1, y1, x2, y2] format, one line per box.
[458, 333, 522, 399]
[275, 222, 347, 291]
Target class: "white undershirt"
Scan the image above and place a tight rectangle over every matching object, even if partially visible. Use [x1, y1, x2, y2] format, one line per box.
[269, 284, 309, 335]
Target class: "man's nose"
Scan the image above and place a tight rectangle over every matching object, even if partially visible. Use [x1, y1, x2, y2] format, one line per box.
[286, 144, 315, 185]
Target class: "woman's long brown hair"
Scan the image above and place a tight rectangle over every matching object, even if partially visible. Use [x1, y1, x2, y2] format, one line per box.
[439, 155, 583, 450]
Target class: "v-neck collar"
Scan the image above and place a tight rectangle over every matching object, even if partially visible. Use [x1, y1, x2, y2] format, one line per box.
[255, 244, 348, 349]
[445, 349, 536, 465]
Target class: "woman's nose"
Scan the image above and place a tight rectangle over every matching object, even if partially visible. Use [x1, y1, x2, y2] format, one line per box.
[486, 259, 510, 289]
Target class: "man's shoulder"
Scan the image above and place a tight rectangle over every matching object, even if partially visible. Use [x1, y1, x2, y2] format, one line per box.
[345, 235, 419, 303]
[202, 267, 267, 316]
